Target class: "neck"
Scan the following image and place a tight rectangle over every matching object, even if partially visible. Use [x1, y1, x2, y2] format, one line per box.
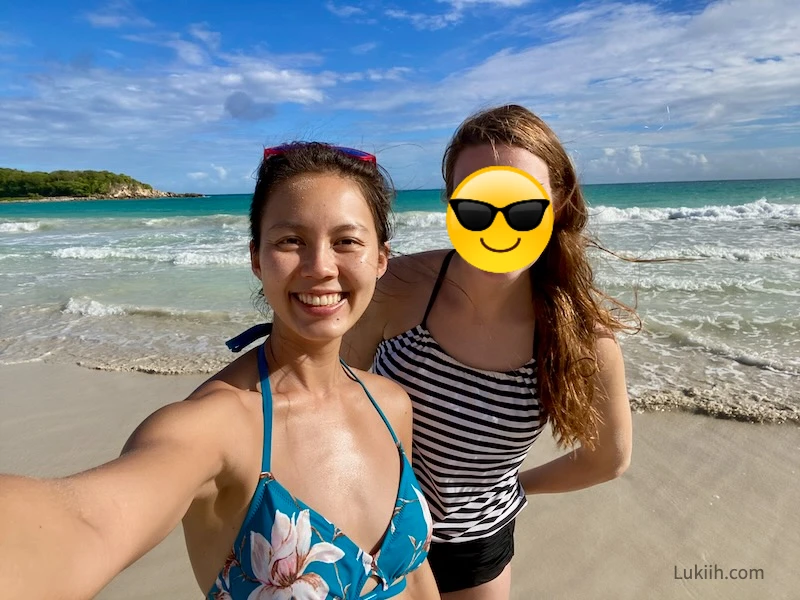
[448, 252, 534, 321]
[264, 322, 345, 394]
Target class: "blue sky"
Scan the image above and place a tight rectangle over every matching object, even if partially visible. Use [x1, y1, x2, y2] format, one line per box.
[1, 0, 798, 193]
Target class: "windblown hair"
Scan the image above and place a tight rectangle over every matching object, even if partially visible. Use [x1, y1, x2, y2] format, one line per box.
[442, 105, 640, 449]
[249, 142, 394, 312]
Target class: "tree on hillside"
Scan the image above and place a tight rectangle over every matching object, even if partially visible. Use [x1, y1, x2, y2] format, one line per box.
[0, 168, 155, 199]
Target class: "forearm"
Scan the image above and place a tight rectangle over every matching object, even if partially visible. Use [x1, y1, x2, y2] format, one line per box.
[0, 443, 209, 598]
[519, 447, 628, 495]
[0, 475, 109, 599]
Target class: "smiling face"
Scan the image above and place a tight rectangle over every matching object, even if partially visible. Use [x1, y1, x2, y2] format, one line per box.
[251, 172, 388, 343]
[446, 145, 554, 274]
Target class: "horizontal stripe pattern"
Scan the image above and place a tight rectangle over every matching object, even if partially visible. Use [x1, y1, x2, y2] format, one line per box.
[373, 325, 544, 543]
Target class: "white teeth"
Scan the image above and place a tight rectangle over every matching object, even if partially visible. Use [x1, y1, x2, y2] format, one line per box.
[296, 293, 343, 306]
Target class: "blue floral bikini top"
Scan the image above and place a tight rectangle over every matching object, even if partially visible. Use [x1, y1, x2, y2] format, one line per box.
[208, 329, 432, 600]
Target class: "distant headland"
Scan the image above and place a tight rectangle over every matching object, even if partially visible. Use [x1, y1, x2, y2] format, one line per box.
[0, 168, 204, 201]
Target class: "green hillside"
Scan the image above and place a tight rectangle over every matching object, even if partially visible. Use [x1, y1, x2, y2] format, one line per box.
[0, 168, 156, 199]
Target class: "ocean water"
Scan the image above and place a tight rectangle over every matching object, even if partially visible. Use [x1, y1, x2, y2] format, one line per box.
[1, 179, 799, 423]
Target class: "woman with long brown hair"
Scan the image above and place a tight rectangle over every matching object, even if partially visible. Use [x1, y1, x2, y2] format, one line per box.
[343, 104, 635, 599]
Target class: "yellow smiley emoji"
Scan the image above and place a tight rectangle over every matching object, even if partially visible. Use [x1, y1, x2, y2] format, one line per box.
[446, 166, 554, 273]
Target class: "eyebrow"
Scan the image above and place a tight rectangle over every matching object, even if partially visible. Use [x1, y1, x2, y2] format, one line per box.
[266, 221, 371, 234]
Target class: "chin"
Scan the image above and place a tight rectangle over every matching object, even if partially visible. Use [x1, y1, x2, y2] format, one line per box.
[294, 321, 352, 344]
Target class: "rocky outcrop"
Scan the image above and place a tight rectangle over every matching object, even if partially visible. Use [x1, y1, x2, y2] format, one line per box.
[0, 167, 205, 201]
[103, 184, 203, 199]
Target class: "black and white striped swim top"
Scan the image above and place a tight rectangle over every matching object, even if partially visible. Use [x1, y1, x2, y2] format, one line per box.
[372, 250, 545, 544]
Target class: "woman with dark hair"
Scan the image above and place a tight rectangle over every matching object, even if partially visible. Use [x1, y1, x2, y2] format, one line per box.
[0, 142, 439, 600]
[343, 105, 635, 599]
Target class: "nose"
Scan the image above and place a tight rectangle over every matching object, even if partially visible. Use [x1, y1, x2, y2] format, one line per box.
[300, 243, 338, 280]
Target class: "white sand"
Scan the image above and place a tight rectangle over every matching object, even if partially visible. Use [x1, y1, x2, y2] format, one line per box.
[1, 362, 798, 599]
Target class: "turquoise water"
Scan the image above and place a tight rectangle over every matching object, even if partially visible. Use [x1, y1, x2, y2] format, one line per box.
[1, 179, 799, 422]
[1, 178, 798, 219]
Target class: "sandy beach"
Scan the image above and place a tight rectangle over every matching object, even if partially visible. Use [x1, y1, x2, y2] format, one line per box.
[1, 362, 798, 600]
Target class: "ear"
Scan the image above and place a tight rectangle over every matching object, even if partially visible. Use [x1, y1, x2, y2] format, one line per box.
[377, 242, 390, 279]
[250, 240, 261, 280]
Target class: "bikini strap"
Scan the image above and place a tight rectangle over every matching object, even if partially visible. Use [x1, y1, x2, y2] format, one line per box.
[256, 344, 273, 472]
[421, 249, 456, 329]
[339, 360, 400, 446]
[530, 268, 540, 356]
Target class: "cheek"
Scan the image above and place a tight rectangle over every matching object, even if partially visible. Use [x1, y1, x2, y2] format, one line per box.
[351, 252, 379, 283]
[257, 252, 296, 291]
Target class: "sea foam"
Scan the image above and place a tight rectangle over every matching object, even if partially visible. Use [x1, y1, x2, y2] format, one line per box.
[52, 246, 250, 266]
[0, 221, 41, 233]
[589, 199, 800, 224]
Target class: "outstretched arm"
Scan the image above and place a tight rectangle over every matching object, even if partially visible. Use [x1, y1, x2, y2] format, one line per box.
[519, 333, 633, 494]
[0, 387, 243, 599]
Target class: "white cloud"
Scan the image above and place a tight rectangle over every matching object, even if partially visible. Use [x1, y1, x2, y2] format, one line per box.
[385, 9, 461, 31]
[351, 42, 378, 55]
[0, 37, 336, 153]
[84, 0, 153, 29]
[188, 23, 221, 50]
[166, 39, 207, 66]
[350, 0, 800, 143]
[3, 0, 799, 189]
[122, 33, 209, 66]
[325, 2, 364, 18]
[187, 172, 208, 180]
[211, 164, 228, 180]
[440, 0, 531, 7]
[584, 145, 716, 182]
[629, 145, 643, 168]
[367, 67, 413, 82]
[387, 0, 531, 30]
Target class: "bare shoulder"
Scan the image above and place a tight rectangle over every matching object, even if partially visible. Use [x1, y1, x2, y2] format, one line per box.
[125, 381, 250, 459]
[592, 328, 625, 373]
[350, 368, 413, 449]
[374, 249, 452, 342]
[382, 249, 450, 295]
[125, 361, 262, 487]
[127, 380, 247, 446]
[590, 329, 630, 417]
[344, 249, 452, 369]
[183, 360, 260, 418]
[354, 370, 412, 419]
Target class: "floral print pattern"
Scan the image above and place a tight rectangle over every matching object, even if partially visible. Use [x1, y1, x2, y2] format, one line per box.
[208, 467, 431, 600]
[247, 510, 345, 599]
[207, 346, 431, 599]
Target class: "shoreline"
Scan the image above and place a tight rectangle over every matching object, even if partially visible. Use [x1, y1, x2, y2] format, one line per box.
[0, 193, 206, 204]
[48, 357, 800, 427]
[1, 361, 797, 600]
[5, 353, 799, 427]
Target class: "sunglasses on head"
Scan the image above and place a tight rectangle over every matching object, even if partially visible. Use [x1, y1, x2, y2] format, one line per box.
[448, 198, 551, 232]
[263, 143, 376, 164]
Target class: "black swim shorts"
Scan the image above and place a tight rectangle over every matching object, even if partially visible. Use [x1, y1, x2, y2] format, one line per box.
[427, 520, 516, 593]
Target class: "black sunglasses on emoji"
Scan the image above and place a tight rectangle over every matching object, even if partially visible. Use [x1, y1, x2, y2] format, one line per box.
[448, 198, 551, 232]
